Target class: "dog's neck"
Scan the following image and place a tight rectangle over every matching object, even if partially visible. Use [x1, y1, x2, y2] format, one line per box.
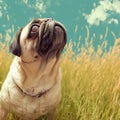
[20, 57, 43, 76]
[11, 56, 60, 96]
[20, 57, 58, 77]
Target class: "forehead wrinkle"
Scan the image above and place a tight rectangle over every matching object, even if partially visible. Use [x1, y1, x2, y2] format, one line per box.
[31, 18, 48, 25]
[31, 19, 40, 24]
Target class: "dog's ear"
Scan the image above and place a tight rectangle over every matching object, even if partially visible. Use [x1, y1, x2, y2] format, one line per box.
[10, 28, 22, 57]
[49, 27, 67, 59]
[44, 26, 67, 60]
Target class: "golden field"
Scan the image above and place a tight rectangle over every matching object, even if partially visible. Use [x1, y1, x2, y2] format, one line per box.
[1, 29, 120, 120]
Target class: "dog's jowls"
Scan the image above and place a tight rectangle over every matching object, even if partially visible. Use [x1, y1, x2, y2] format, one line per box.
[0, 18, 67, 120]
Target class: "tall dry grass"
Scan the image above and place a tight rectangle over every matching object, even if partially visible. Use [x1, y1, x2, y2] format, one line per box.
[57, 38, 120, 120]
[0, 43, 12, 88]
[0, 27, 120, 120]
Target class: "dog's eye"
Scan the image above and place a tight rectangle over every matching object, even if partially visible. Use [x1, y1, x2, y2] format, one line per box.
[31, 25, 39, 33]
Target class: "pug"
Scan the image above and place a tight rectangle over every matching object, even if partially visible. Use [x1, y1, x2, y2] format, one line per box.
[0, 18, 67, 120]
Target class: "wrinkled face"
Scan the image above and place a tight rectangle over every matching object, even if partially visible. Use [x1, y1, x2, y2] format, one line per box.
[10, 18, 67, 62]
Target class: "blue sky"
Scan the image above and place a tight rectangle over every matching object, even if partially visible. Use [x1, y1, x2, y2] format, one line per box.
[0, 0, 120, 49]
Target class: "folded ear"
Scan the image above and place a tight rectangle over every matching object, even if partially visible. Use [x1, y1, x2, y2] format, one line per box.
[10, 28, 22, 57]
[49, 26, 67, 59]
[44, 26, 67, 60]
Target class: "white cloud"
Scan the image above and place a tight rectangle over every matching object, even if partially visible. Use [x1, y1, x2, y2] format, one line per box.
[108, 18, 119, 24]
[83, 5, 109, 26]
[35, 1, 46, 14]
[22, 0, 28, 4]
[112, 0, 120, 13]
[0, 0, 2, 18]
[0, 0, 8, 19]
[84, 0, 120, 26]
[21, 0, 49, 15]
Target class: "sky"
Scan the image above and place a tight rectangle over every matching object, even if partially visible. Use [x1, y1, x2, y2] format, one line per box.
[0, 0, 120, 50]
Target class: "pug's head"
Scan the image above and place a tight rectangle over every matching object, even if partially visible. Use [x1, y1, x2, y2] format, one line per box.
[10, 18, 67, 63]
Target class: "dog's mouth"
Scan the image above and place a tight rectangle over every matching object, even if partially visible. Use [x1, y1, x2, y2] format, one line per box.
[28, 18, 66, 56]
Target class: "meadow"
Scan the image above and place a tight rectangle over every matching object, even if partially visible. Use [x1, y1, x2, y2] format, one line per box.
[1, 28, 120, 120]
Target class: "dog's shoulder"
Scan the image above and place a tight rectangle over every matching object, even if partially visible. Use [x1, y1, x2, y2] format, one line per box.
[0, 57, 23, 98]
